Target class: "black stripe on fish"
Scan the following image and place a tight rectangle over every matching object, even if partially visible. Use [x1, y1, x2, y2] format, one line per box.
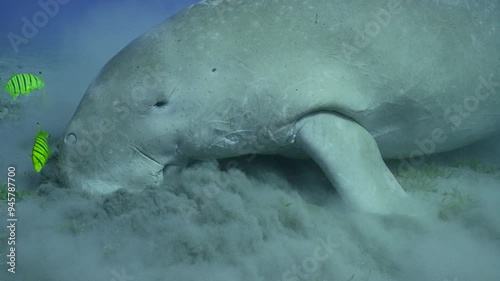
[9, 78, 18, 94]
[19, 75, 26, 93]
[33, 153, 43, 167]
[33, 147, 46, 159]
[16, 75, 24, 93]
[25, 74, 31, 91]
[23, 74, 30, 90]
[35, 138, 48, 154]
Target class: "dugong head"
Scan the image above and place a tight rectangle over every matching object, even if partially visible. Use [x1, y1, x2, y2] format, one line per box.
[58, 3, 258, 193]
[58, 24, 204, 193]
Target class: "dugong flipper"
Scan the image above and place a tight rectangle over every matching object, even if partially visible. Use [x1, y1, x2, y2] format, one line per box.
[296, 113, 406, 213]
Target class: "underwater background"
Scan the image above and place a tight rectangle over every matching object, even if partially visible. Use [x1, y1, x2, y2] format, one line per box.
[0, 0, 500, 281]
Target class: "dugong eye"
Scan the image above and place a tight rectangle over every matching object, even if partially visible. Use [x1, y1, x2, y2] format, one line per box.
[154, 100, 168, 108]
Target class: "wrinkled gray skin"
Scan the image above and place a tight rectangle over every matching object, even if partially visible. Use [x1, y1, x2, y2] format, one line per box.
[58, 0, 500, 213]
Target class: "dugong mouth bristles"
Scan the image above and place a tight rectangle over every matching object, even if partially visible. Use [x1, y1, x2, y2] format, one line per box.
[132, 146, 164, 168]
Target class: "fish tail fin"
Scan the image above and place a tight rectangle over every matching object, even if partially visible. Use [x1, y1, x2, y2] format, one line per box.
[37, 122, 50, 138]
[37, 122, 44, 133]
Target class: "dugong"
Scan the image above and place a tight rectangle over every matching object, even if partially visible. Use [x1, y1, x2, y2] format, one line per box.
[58, 0, 500, 213]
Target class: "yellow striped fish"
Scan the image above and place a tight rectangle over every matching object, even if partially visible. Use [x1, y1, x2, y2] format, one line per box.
[31, 123, 50, 173]
[1, 72, 45, 100]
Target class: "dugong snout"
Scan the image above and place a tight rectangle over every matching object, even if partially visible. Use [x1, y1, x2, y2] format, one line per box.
[58, 120, 166, 194]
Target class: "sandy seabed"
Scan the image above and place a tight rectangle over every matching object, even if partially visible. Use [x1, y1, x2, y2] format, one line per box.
[0, 142, 499, 281]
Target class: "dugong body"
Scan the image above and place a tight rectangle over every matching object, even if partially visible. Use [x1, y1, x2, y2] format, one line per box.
[58, 0, 500, 213]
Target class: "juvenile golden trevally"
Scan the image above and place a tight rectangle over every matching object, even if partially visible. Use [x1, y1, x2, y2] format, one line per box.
[2, 71, 45, 100]
[31, 123, 50, 173]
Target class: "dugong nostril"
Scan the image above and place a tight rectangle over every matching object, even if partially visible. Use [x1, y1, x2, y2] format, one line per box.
[65, 133, 77, 145]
